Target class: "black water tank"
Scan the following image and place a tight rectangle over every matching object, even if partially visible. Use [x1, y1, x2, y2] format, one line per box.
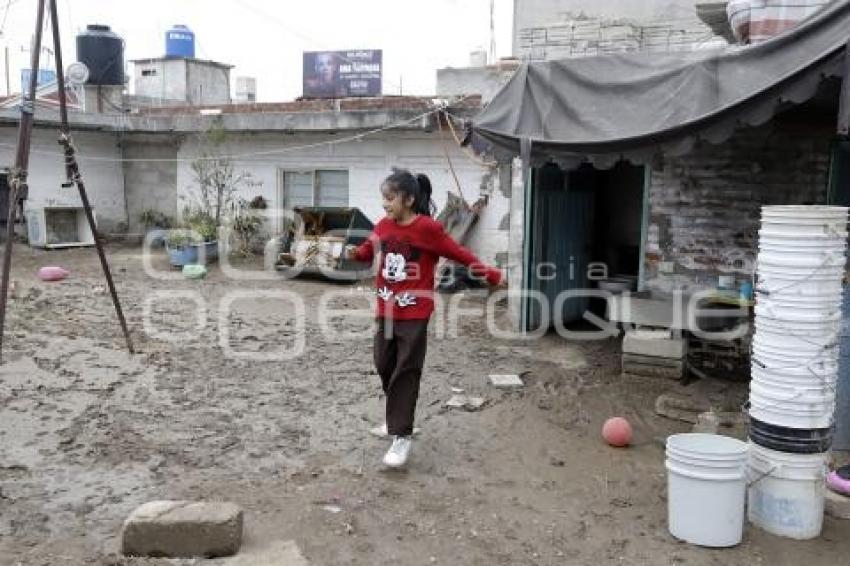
[76, 24, 124, 85]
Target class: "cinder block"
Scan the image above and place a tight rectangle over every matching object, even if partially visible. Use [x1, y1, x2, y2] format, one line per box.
[121, 501, 243, 558]
[825, 489, 850, 520]
[623, 332, 687, 359]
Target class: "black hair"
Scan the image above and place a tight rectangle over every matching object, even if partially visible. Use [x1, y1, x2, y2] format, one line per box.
[382, 168, 436, 216]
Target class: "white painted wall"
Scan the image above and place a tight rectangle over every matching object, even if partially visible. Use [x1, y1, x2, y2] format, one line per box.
[133, 59, 231, 105]
[0, 126, 127, 234]
[174, 130, 510, 265]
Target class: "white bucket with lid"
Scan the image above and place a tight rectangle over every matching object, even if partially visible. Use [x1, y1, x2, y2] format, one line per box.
[665, 434, 748, 547]
[747, 442, 827, 540]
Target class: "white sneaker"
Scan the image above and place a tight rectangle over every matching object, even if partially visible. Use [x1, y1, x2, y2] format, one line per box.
[382, 436, 412, 468]
[369, 423, 420, 438]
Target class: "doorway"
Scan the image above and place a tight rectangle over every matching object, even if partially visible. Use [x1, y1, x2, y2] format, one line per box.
[524, 161, 647, 332]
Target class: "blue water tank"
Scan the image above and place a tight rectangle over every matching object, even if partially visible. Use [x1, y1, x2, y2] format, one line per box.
[165, 25, 195, 58]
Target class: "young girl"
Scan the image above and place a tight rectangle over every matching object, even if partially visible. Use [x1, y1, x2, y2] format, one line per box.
[348, 169, 504, 468]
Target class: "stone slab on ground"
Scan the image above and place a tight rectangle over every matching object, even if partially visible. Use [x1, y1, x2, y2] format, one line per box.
[825, 489, 850, 519]
[121, 500, 244, 558]
[224, 539, 309, 565]
[488, 374, 524, 388]
[655, 393, 710, 424]
[623, 332, 686, 359]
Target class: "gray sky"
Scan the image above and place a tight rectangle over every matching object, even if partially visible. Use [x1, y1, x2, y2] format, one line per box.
[0, 0, 515, 101]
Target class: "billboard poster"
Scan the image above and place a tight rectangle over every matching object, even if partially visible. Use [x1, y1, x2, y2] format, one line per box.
[303, 50, 382, 98]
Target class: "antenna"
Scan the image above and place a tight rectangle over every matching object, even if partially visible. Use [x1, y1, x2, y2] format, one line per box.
[489, 0, 496, 64]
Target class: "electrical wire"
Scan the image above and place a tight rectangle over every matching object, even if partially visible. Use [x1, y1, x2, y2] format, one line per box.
[0, 102, 460, 163]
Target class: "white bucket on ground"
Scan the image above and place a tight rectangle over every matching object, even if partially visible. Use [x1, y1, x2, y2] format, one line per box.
[665, 433, 748, 547]
[747, 442, 827, 540]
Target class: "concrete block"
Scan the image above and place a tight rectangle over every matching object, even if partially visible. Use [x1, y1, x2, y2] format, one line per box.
[622, 353, 684, 369]
[622, 353, 685, 380]
[488, 374, 524, 388]
[623, 332, 686, 359]
[622, 364, 683, 380]
[825, 489, 850, 519]
[121, 500, 243, 558]
[655, 394, 709, 424]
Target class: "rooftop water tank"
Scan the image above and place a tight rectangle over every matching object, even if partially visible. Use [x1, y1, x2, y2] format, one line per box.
[76, 24, 124, 85]
[166, 25, 195, 58]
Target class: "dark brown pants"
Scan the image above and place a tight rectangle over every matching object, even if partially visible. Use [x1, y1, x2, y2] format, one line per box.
[373, 318, 429, 436]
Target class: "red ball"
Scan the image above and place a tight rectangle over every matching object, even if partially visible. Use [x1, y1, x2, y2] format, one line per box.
[602, 417, 633, 447]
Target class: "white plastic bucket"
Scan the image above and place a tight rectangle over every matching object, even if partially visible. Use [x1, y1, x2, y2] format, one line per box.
[754, 305, 841, 324]
[751, 364, 838, 387]
[749, 380, 836, 406]
[665, 434, 748, 547]
[753, 327, 839, 351]
[762, 205, 849, 220]
[752, 336, 838, 361]
[747, 442, 827, 540]
[755, 316, 842, 337]
[748, 395, 835, 429]
[755, 295, 843, 313]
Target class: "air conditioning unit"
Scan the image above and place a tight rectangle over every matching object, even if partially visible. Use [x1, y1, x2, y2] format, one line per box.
[26, 206, 96, 248]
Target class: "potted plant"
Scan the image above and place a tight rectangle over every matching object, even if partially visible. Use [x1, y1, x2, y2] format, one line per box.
[166, 210, 219, 267]
[228, 196, 267, 257]
[139, 209, 173, 247]
[167, 123, 260, 267]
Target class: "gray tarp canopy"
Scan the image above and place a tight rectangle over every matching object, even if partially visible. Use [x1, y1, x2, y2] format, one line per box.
[473, 0, 850, 167]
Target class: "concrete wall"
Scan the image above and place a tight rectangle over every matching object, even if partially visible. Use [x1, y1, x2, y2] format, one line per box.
[0, 126, 127, 234]
[643, 117, 834, 294]
[133, 59, 231, 105]
[186, 61, 231, 106]
[513, 0, 716, 59]
[133, 60, 187, 104]
[437, 64, 519, 103]
[173, 130, 510, 265]
[122, 135, 180, 236]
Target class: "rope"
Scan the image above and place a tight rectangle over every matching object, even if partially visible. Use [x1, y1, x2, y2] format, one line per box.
[436, 110, 465, 201]
[444, 110, 499, 168]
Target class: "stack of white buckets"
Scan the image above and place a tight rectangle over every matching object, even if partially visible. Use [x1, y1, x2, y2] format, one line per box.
[748, 205, 848, 539]
[665, 206, 848, 547]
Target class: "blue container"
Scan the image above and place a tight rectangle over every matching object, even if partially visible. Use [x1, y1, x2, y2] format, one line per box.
[167, 241, 218, 267]
[165, 25, 195, 58]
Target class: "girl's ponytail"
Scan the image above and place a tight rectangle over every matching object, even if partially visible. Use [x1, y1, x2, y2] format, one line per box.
[414, 173, 435, 217]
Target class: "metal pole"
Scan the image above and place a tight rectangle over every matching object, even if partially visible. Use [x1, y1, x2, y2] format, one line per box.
[839, 41, 850, 136]
[0, 0, 47, 362]
[49, 0, 134, 354]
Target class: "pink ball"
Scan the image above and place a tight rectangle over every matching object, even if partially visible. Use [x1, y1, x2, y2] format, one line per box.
[602, 417, 632, 447]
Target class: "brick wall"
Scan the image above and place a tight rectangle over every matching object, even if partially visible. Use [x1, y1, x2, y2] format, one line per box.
[643, 116, 834, 293]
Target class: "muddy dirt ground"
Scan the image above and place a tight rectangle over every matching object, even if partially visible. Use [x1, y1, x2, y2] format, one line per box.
[1, 245, 849, 565]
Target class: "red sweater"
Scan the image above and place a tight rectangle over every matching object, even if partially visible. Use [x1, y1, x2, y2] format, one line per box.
[353, 215, 503, 320]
